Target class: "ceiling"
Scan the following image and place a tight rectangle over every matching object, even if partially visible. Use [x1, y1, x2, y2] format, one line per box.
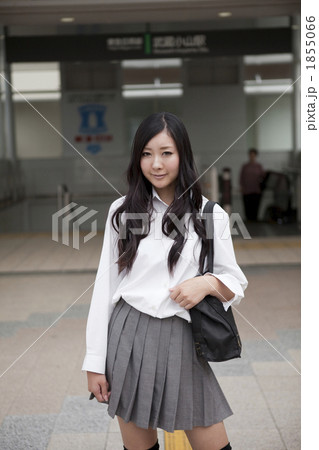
[0, 0, 301, 27]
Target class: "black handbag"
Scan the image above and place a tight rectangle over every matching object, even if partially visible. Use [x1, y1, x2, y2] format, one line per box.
[190, 200, 242, 362]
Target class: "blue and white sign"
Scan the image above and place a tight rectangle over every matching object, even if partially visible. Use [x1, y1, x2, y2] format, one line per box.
[61, 91, 124, 157]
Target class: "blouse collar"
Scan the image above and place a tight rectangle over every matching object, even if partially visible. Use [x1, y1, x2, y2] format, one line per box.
[152, 186, 169, 207]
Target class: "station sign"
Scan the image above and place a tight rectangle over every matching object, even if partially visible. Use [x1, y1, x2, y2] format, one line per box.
[106, 32, 210, 57]
[5, 28, 292, 62]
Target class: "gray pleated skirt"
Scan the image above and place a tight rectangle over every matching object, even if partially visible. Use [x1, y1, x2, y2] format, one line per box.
[106, 298, 233, 433]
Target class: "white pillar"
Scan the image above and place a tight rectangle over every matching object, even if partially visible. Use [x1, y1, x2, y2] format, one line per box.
[209, 166, 219, 203]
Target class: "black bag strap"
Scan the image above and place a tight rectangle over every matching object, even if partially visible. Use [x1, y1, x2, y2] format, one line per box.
[202, 200, 216, 274]
[191, 200, 217, 356]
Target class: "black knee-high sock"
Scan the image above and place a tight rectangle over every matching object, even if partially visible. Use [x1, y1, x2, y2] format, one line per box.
[149, 441, 159, 450]
[220, 443, 232, 450]
[123, 439, 159, 450]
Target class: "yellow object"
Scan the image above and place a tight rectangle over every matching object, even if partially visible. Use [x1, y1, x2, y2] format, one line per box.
[164, 430, 192, 449]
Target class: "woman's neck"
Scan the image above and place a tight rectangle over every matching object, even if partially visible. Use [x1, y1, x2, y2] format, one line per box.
[154, 188, 174, 206]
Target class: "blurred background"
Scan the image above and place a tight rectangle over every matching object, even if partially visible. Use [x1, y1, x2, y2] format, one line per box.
[0, 0, 301, 236]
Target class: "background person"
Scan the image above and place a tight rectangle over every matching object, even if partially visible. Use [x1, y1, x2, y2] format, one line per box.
[239, 148, 266, 221]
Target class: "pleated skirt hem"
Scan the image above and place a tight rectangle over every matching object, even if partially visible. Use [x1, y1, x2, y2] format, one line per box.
[105, 298, 233, 433]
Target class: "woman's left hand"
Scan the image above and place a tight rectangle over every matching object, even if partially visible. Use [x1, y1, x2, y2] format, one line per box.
[169, 275, 212, 310]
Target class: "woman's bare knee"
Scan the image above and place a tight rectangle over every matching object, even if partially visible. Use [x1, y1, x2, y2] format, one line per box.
[117, 416, 158, 450]
[185, 421, 228, 450]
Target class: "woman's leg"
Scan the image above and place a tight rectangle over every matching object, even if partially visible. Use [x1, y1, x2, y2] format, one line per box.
[185, 421, 229, 450]
[117, 416, 158, 450]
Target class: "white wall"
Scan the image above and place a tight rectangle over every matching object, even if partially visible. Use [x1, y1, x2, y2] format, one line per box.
[182, 85, 247, 194]
[248, 94, 293, 151]
[14, 100, 62, 159]
[182, 85, 247, 157]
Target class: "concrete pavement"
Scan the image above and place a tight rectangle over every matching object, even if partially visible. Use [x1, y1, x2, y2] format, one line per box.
[0, 232, 300, 450]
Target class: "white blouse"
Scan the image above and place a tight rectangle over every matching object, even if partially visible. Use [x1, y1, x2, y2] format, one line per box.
[82, 188, 248, 374]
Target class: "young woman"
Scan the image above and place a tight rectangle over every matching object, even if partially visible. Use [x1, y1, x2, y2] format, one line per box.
[82, 112, 248, 450]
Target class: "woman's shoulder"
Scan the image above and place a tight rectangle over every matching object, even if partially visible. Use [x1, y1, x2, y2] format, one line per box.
[200, 196, 230, 239]
[109, 195, 126, 214]
[201, 195, 226, 215]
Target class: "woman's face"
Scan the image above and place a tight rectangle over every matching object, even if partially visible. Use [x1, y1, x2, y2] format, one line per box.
[140, 130, 180, 203]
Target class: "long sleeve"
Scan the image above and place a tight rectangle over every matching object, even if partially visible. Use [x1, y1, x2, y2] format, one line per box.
[82, 197, 125, 374]
[206, 203, 248, 311]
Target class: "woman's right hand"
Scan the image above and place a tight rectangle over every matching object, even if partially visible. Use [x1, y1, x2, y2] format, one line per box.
[87, 371, 111, 403]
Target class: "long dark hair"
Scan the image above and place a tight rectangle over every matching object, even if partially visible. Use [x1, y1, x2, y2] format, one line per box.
[112, 112, 208, 274]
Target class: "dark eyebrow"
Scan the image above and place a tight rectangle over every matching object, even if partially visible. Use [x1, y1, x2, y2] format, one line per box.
[144, 145, 174, 150]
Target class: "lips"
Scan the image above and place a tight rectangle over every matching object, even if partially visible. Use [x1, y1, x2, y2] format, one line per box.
[152, 174, 166, 179]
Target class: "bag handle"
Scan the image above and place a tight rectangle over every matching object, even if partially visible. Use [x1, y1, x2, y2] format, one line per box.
[202, 200, 216, 273]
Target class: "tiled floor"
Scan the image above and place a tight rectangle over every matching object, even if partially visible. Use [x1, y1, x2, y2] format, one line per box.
[0, 232, 300, 273]
[0, 232, 300, 450]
